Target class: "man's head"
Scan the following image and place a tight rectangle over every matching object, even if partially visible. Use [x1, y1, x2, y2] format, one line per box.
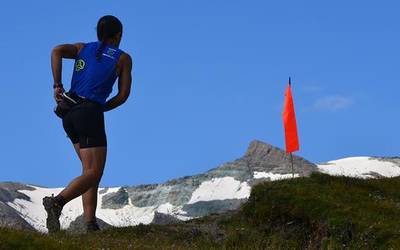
[96, 15, 123, 46]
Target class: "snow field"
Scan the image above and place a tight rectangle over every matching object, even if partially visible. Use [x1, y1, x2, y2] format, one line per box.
[317, 157, 400, 178]
[187, 177, 251, 204]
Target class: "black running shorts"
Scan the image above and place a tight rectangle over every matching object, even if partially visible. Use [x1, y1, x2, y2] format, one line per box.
[62, 101, 107, 148]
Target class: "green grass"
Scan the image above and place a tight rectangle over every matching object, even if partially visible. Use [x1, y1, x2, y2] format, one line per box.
[2, 172, 400, 249]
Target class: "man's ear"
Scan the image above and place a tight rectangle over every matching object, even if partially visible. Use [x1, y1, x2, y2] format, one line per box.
[117, 32, 122, 40]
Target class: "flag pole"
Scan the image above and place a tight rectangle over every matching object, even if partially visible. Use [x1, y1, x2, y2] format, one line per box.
[288, 77, 294, 178]
[290, 152, 294, 178]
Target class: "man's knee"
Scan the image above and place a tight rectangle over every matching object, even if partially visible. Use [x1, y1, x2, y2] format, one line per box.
[84, 169, 103, 184]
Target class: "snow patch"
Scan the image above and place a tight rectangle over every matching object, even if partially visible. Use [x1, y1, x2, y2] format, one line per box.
[156, 203, 174, 214]
[187, 177, 251, 204]
[7, 186, 82, 233]
[6, 186, 194, 233]
[6, 185, 157, 232]
[253, 172, 299, 180]
[318, 157, 400, 178]
[105, 187, 122, 194]
[96, 204, 155, 227]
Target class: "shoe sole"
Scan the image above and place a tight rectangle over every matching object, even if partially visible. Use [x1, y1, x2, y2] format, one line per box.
[42, 197, 61, 234]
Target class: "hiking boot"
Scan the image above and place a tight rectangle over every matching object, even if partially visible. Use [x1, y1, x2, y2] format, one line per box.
[86, 220, 100, 233]
[42, 195, 63, 233]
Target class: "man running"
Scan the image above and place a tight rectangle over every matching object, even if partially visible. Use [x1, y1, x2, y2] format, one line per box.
[43, 15, 132, 233]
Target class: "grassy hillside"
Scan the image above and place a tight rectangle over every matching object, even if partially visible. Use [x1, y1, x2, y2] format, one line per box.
[2, 172, 400, 249]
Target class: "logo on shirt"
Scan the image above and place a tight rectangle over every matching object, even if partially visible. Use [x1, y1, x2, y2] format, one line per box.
[102, 48, 117, 59]
[75, 59, 85, 72]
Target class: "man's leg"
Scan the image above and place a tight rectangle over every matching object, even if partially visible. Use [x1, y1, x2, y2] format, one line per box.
[81, 147, 107, 223]
[64, 104, 107, 224]
[58, 146, 107, 205]
[82, 183, 100, 223]
[72, 143, 101, 223]
[45, 103, 107, 233]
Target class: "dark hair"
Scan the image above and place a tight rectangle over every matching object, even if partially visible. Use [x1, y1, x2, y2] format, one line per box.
[96, 15, 123, 60]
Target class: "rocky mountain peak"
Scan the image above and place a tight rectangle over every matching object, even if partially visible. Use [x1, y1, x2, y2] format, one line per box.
[243, 140, 317, 176]
[244, 140, 283, 159]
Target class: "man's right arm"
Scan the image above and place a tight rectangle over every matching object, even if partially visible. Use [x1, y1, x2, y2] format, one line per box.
[51, 43, 84, 102]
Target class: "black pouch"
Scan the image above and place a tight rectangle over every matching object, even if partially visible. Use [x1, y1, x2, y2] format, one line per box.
[54, 92, 83, 119]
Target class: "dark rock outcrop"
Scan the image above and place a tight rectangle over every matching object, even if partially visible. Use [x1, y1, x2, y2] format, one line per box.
[0, 183, 35, 231]
[182, 199, 247, 217]
[151, 212, 182, 225]
[67, 214, 112, 234]
[102, 187, 129, 209]
[0, 201, 35, 231]
[0, 182, 34, 203]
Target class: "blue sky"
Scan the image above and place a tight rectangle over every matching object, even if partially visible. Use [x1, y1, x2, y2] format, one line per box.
[1, 1, 399, 187]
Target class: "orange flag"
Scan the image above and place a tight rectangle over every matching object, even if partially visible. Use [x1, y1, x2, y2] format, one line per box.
[282, 78, 300, 153]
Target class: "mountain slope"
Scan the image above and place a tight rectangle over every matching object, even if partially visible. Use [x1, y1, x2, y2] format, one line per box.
[1, 140, 317, 232]
[2, 172, 400, 249]
[3, 141, 400, 234]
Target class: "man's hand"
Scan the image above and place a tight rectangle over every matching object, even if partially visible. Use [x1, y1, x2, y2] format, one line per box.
[54, 85, 65, 103]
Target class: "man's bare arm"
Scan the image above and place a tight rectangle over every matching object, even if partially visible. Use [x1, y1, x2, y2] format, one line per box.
[103, 53, 133, 112]
[51, 43, 84, 84]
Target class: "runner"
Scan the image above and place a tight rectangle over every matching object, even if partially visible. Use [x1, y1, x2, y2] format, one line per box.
[43, 15, 132, 233]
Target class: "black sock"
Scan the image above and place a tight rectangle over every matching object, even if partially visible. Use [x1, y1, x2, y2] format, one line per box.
[54, 195, 66, 207]
[86, 219, 97, 226]
[86, 219, 100, 231]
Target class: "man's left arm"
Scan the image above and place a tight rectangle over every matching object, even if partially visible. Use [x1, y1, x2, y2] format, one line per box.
[103, 53, 133, 112]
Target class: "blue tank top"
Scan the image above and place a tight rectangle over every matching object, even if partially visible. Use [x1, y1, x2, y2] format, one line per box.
[70, 41, 124, 105]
